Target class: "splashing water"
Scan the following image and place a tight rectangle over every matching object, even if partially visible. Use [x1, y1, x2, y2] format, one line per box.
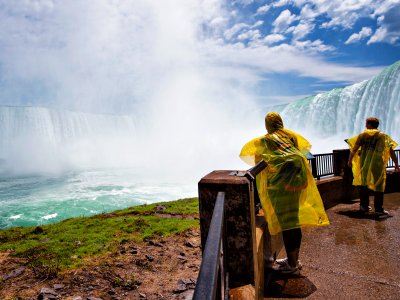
[279, 61, 400, 152]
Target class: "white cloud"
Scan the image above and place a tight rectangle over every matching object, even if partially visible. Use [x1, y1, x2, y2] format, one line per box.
[345, 27, 372, 44]
[287, 21, 315, 40]
[297, 0, 375, 29]
[292, 39, 335, 53]
[273, 9, 298, 33]
[224, 23, 249, 40]
[252, 20, 264, 28]
[203, 39, 382, 84]
[263, 34, 286, 45]
[273, 0, 291, 7]
[368, 5, 400, 45]
[237, 29, 261, 41]
[300, 4, 320, 19]
[256, 4, 271, 15]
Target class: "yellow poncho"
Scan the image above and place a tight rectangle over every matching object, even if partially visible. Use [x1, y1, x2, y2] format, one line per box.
[240, 112, 329, 235]
[347, 129, 398, 192]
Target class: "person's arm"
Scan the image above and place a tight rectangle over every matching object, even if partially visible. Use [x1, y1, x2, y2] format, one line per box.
[348, 143, 360, 168]
[389, 147, 399, 172]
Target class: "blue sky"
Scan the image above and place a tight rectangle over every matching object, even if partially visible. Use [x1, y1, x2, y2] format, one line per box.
[201, 0, 400, 103]
[0, 0, 399, 111]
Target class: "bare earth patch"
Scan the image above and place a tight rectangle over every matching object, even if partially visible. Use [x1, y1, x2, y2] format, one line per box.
[0, 229, 201, 300]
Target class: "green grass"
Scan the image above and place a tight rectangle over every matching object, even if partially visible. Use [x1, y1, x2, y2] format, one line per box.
[114, 197, 200, 215]
[0, 197, 199, 272]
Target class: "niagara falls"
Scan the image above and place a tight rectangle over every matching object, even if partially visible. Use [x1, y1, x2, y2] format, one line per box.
[0, 1, 399, 229]
[1, 1, 400, 300]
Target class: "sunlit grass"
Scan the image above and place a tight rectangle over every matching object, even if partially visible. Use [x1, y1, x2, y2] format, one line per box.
[0, 197, 199, 271]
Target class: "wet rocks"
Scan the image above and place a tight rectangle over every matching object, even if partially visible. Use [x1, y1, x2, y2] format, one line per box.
[2, 266, 26, 280]
[145, 254, 154, 262]
[53, 283, 65, 290]
[184, 241, 197, 248]
[37, 287, 58, 300]
[173, 278, 196, 293]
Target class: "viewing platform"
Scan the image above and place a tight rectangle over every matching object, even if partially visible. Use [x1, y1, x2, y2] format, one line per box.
[193, 149, 400, 299]
[264, 192, 400, 299]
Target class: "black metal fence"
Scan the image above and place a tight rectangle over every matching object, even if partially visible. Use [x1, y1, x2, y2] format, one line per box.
[193, 192, 228, 300]
[387, 149, 400, 168]
[309, 149, 400, 180]
[308, 153, 335, 180]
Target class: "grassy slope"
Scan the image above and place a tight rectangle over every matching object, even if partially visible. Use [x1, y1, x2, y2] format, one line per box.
[0, 198, 199, 271]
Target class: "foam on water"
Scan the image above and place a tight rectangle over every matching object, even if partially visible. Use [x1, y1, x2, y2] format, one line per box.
[0, 168, 197, 229]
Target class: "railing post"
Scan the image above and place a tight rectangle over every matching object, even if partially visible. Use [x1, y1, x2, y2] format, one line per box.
[193, 192, 226, 300]
[198, 170, 257, 289]
[310, 157, 318, 179]
[332, 149, 352, 181]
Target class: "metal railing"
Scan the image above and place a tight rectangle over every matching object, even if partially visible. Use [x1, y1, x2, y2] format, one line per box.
[193, 192, 228, 300]
[387, 149, 400, 168]
[309, 153, 335, 180]
[309, 149, 399, 179]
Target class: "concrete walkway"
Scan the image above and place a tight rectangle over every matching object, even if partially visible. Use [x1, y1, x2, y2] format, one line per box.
[265, 193, 400, 299]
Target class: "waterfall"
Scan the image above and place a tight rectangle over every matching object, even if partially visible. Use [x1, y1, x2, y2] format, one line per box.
[278, 61, 400, 151]
[0, 106, 137, 174]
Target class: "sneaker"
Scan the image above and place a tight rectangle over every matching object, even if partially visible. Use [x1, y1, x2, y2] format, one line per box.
[272, 261, 300, 275]
[375, 209, 389, 216]
[275, 257, 303, 270]
[360, 205, 372, 213]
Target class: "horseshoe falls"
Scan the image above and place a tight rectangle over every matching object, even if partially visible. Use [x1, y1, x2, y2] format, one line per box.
[0, 106, 139, 174]
[279, 61, 400, 152]
[0, 106, 195, 229]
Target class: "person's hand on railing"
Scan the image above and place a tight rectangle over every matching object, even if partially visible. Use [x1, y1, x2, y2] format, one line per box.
[347, 160, 352, 168]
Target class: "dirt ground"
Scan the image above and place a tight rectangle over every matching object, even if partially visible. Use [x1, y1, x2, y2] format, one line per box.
[0, 229, 201, 300]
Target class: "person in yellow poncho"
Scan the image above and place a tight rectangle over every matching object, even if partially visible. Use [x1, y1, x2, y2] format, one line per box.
[240, 112, 329, 274]
[347, 117, 399, 215]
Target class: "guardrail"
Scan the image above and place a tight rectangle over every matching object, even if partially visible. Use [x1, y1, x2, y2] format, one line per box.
[387, 149, 400, 168]
[193, 192, 228, 300]
[309, 153, 335, 180]
[309, 149, 399, 180]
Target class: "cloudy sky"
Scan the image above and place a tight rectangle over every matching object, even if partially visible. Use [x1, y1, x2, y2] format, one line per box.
[0, 0, 399, 111]
[203, 0, 400, 103]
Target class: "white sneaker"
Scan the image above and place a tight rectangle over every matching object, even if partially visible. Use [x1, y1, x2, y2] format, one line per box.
[275, 257, 303, 270]
[375, 209, 389, 216]
[272, 260, 300, 275]
[360, 206, 372, 213]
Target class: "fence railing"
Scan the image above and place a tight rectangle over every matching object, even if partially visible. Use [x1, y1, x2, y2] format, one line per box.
[308, 153, 335, 180]
[193, 192, 228, 300]
[309, 149, 399, 180]
[387, 149, 400, 168]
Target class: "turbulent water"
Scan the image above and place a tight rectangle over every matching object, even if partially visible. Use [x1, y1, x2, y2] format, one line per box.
[0, 169, 196, 229]
[0, 107, 199, 229]
[1, 61, 399, 229]
[279, 61, 400, 152]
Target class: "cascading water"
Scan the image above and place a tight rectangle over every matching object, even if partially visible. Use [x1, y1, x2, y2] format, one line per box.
[278, 61, 400, 152]
[0, 106, 138, 174]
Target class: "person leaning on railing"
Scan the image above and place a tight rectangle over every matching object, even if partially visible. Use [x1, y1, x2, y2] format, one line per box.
[239, 112, 330, 275]
[347, 117, 399, 216]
